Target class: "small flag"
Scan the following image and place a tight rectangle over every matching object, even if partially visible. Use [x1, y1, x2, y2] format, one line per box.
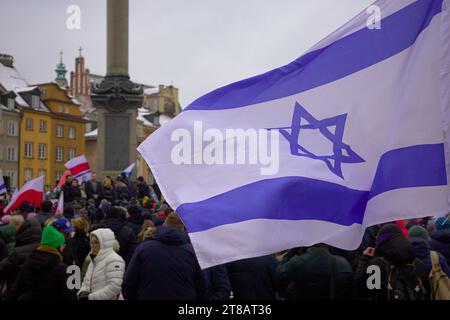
[3, 176, 44, 214]
[55, 191, 64, 215]
[122, 162, 136, 178]
[65, 155, 92, 183]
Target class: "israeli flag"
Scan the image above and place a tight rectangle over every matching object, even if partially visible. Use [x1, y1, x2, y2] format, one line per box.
[138, 0, 450, 268]
[122, 162, 136, 178]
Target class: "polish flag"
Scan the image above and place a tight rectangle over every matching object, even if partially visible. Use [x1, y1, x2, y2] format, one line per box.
[65, 155, 92, 183]
[3, 176, 44, 214]
[55, 191, 64, 215]
[56, 170, 72, 190]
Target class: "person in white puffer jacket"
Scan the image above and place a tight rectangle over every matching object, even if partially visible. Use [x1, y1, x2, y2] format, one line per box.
[77, 228, 125, 300]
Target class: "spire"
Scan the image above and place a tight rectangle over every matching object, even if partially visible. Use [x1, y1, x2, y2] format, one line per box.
[78, 46, 83, 57]
[55, 51, 68, 88]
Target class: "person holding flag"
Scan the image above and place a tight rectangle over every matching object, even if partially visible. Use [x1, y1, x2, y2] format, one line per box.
[65, 155, 92, 184]
[0, 169, 7, 197]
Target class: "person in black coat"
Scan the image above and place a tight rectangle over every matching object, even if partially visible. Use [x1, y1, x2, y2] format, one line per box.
[114, 177, 130, 202]
[430, 217, 450, 266]
[204, 264, 231, 300]
[91, 206, 135, 264]
[68, 217, 91, 269]
[355, 224, 430, 300]
[122, 213, 206, 300]
[0, 219, 42, 299]
[124, 205, 145, 237]
[10, 226, 76, 300]
[36, 200, 54, 227]
[226, 255, 278, 300]
[84, 172, 104, 206]
[136, 176, 151, 200]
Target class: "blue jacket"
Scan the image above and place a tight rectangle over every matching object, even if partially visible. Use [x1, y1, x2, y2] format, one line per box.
[409, 237, 450, 277]
[122, 227, 206, 300]
[430, 229, 450, 267]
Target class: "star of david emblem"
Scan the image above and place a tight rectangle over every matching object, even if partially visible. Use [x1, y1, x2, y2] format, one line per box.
[268, 102, 365, 179]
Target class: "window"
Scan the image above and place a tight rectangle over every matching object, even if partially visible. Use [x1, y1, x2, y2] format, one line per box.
[65, 106, 69, 114]
[39, 120, 47, 132]
[5, 171, 17, 189]
[56, 125, 64, 138]
[55, 171, 64, 182]
[69, 127, 76, 139]
[56, 147, 64, 162]
[68, 148, 76, 160]
[57, 105, 63, 113]
[24, 142, 33, 158]
[41, 88, 47, 97]
[38, 169, 46, 181]
[7, 121, 18, 136]
[38, 144, 47, 160]
[7, 98, 14, 110]
[24, 169, 33, 181]
[7, 146, 17, 161]
[25, 118, 33, 130]
[31, 95, 39, 108]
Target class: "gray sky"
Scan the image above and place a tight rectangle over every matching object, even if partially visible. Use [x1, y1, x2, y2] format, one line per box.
[0, 0, 374, 107]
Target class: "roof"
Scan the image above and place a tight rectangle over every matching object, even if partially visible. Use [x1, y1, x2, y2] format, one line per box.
[159, 114, 173, 126]
[144, 87, 159, 95]
[0, 61, 28, 91]
[85, 128, 97, 137]
[137, 107, 157, 128]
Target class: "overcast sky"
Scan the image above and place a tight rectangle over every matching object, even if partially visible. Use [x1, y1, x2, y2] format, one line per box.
[0, 0, 374, 107]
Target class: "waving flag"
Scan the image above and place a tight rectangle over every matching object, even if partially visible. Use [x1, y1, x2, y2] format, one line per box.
[55, 192, 64, 215]
[4, 176, 44, 214]
[122, 162, 136, 178]
[0, 170, 7, 195]
[65, 155, 91, 183]
[138, 0, 450, 268]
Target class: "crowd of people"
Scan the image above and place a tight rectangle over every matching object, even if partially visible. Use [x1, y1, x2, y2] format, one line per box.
[0, 173, 449, 300]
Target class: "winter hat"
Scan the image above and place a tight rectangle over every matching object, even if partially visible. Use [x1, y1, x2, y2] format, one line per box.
[52, 217, 74, 234]
[407, 225, 430, 241]
[41, 226, 65, 248]
[435, 216, 450, 231]
[376, 223, 404, 247]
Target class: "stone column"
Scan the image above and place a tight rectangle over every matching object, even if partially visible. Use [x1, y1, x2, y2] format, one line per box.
[107, 0, 129, 77]
[91, 0, 142, 180]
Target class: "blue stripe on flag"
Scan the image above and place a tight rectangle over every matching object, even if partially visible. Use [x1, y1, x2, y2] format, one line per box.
[177, 144, 447, 232]
[185, 0, 443, 111]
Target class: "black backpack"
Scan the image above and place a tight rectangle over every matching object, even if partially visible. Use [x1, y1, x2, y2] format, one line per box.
[385, 260, 426, 300]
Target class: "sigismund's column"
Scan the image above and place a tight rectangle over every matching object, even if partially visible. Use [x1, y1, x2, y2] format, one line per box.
[91, 0, 143, 179]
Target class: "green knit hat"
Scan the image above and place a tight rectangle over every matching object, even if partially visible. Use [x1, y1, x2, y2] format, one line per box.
[41, 226, 65, 249]
[408, 225, 430, 241]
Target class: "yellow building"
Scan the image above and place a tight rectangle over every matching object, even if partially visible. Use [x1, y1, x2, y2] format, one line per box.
[36, 82, 86, 187]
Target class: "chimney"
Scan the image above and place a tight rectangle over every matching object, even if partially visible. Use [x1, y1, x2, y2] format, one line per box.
[0, 54, 14, 67]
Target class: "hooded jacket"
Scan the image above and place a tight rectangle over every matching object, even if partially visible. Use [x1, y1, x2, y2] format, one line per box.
[122, 227, 206, 300]
[79, 228, 125, 300]
[409, 237, 450, 277]
[430, 229, 450, 266]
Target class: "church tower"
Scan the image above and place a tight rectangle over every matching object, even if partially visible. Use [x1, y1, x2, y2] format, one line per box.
[55, 51, 68, 88]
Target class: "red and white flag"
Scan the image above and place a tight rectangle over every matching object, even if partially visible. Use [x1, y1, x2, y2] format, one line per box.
[55, 191, 64, 215]
[65, 155, 92, 183]
[3, 176, 44, 214]
[56, 170, 71, 190]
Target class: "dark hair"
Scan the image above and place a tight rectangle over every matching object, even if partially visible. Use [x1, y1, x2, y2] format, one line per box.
[106, 206, 126, 219]
[63, 205, 75, 219]
[41, 200, 53, 212]
[137, 176, 144, 182]
[127, 205, 142, 217]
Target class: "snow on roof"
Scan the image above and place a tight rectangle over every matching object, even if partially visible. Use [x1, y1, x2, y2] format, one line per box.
[144, 87, 159, 95]
[0, 62, 28, 92]
[15, 86, 38, 93]
[85, 128, 97, 137]
[159, 114, 173, 126]
[137, 108, 157, 128]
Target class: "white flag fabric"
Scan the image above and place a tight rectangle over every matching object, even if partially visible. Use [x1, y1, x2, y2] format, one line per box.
[138, 0, 450, 268]
[122, 162, 136, 178]
[65, 155, 92, 183]
[55, 191, 64, 215]
[0, 169, 7, 195]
